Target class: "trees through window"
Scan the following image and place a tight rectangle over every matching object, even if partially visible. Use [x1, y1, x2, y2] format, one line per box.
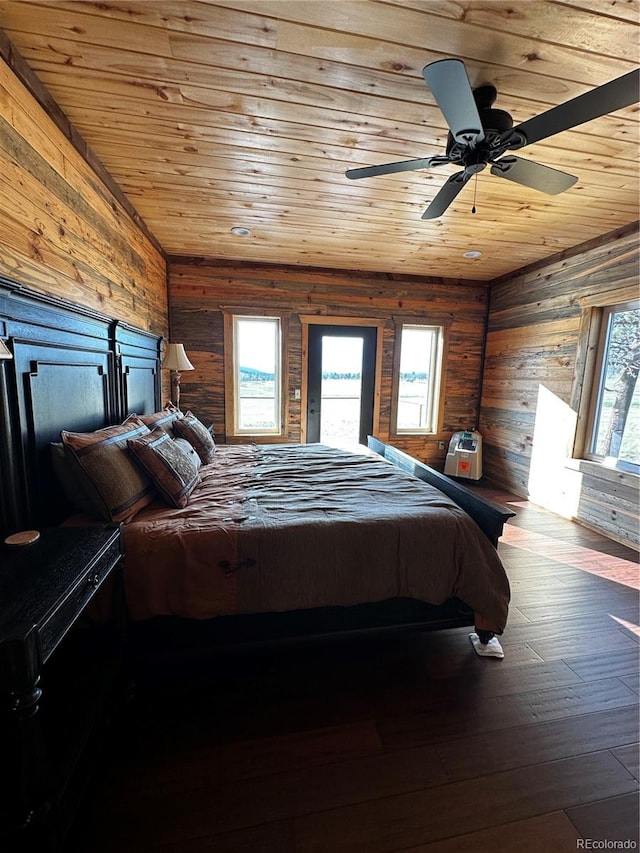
[586, 300, 639, 472]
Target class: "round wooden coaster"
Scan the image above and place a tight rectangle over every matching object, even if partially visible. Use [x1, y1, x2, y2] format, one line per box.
[4, 530, 41, 547]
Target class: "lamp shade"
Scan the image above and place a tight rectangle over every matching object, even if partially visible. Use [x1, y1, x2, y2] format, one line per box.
[0, 339, 12, 359]
[163, 343, 194, 372]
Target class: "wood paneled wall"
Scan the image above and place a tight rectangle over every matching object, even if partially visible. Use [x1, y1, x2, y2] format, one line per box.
[0, 52, 167, 335]
[169, 259, 489, 467]
[480, 224, 639, 548]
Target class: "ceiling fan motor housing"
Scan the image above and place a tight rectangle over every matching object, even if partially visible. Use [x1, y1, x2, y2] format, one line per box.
[446, 107, 514, 165]
[480, 108, 513, 137]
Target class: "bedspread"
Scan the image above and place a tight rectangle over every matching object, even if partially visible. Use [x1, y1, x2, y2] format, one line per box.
[122, 443, 510, 631]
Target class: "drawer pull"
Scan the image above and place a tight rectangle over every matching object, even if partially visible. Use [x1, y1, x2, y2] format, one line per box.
[88, 573, 100, 588]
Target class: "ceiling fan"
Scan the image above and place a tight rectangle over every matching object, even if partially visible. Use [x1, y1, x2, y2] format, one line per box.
[345, 59, 640, 219]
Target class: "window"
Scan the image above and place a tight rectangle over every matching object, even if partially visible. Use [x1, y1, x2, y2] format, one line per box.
[585, 299, 639, 473]
[393, 323, 445, 434]
[225, 314, 284, 437]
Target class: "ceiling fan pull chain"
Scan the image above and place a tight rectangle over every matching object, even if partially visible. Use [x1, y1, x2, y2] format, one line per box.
[471, 173, 478, 214]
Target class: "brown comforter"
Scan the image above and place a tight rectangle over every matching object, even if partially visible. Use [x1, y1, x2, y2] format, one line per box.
[122, 444, 510, 631]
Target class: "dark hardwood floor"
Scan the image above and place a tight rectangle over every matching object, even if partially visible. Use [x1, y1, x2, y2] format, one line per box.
[67, 488, 639, 853]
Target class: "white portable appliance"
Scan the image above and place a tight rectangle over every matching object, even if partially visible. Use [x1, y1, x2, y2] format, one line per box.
[444, 430, 483, 480]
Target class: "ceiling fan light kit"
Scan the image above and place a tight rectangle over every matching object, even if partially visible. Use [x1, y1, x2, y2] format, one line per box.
[346, 59, 640, 219]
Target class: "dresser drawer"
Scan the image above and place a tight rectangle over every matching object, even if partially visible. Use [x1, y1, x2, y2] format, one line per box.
[39, 535, 122, 662]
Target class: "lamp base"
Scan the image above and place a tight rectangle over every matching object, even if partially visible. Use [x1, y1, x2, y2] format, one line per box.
[170, 370, 181, 410]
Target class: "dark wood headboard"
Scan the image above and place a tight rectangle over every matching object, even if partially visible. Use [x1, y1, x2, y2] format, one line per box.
[0, 279, 162, 538]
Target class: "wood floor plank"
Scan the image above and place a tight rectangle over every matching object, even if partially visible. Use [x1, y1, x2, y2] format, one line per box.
[434, 705, 640, 782]
[612, 743, 640, 780]
[100, 718, 384, 798]
[508, 577, 576, 598]
[293, 752, 638, 852]
[564, 647, 640, 682]
[499, 526, 639, 583]
[511, 594, 632, 615]
[500, 610, 639, 645]
[519, 600, 639, 624]
[526, 630, 638, 661]
[511, 577, 638, 600]
[566, 792, 640, 844]
[397, 811, 581, 852]
[620, 672, 640, 694]
[77, 741, 451, 849]
[427, 640, 547, 673]
[377, 678, 638, 751]
[372, 660, 585, 718]
[419, 636, 544, 672]
[146, 820, 296, 853]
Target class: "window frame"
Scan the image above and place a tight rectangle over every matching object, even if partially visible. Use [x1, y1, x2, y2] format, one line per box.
[390, 321, 447, 437]
[578, 298, 639, 474]
[223, 310, 289, 441]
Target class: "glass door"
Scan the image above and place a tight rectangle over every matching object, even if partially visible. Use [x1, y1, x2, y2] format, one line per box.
[306, 325, 376, 446]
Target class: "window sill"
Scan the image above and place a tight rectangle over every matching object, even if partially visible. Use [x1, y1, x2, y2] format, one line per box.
[565, 457, 640, 484]
[391, 431, 438, 438]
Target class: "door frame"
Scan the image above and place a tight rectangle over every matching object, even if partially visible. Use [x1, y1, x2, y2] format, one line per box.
[299, 315, 385, 443]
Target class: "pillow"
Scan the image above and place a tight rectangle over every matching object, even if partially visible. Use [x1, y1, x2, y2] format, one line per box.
[138, 404, 183, 436]
[60, 417, 156, 522]
[173, 437, 202, 471]
[51, 442, 106, 519]
[128, 429, 200, 508]
[172, 411, 216, 464]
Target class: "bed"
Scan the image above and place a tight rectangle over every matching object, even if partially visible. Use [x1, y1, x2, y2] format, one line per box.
[0, 279, 513, 658]
[118, 440, 510, 633]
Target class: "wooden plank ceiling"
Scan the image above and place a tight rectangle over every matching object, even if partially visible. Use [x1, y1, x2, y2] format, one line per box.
[0, 0, 638, 281]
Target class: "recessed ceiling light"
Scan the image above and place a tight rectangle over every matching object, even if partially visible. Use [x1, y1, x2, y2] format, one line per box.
[230, 226, 251, 237]
[463, 250, 482, 259]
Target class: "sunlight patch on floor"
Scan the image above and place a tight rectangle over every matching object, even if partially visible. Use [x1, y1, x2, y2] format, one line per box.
[501, 524, 640, 591]
[610, 614, 640, 637]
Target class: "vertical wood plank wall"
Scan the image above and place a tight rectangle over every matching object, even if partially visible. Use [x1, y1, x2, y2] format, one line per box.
[0, 55, 167, 335]
[480, 224, 639, 548]
[168, 259, 489, 467]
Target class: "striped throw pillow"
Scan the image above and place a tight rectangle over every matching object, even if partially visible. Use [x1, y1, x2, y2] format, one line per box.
[61, 417, 156, 522]
[128, 429, 200, 508]
[173, 411, 216, 464]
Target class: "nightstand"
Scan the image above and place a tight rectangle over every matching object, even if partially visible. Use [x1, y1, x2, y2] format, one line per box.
[0, 525, 124, 851]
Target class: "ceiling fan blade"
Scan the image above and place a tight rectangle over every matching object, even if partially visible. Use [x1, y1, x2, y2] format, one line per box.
[345, 156, 449, 180]
[506, 68, 640, 148]
[491, 156, 578, 194]
[423, 59, 485, 145]
[421, 172, 471, 219]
